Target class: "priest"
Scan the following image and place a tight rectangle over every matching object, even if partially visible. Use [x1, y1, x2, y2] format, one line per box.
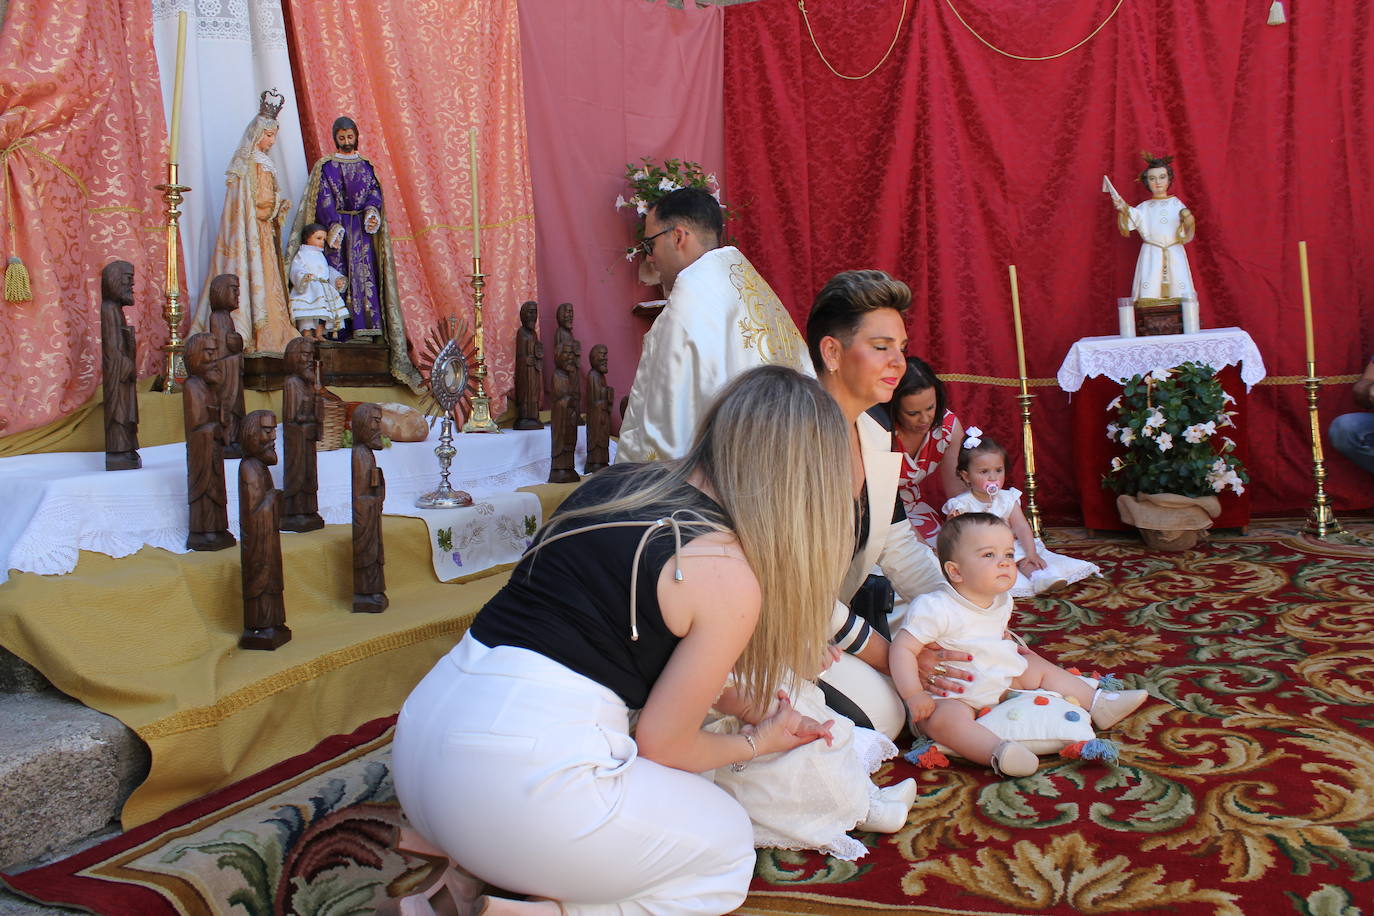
[617, 188, 812, 462]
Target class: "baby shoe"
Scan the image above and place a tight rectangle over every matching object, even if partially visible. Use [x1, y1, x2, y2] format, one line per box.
[1030, 569, 1069, 595]
[989, 740, 1039, 777]
[857, 778, 918, 833]
[1090, 688, 1149, 729]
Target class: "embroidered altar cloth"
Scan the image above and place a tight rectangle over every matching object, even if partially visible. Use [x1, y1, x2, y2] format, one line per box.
[1056, 327, 1267, 393]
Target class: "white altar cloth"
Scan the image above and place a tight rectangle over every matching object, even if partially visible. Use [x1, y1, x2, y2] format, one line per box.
[1056, 327, 1267, 393]
[395, 491, 542, 583]
[0, 427, 611, 584]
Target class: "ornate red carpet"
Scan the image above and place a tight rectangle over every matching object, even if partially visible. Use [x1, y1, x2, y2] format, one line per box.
[5, 519, 1371, 916]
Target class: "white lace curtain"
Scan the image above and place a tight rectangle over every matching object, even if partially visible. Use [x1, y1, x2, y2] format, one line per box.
[151, 0, 307, 308]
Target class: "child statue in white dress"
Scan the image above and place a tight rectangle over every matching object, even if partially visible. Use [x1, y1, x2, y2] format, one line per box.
[289, 222, 349, 339]
[942, 430, 1099, 597]
[1105, 152, 1199, 332]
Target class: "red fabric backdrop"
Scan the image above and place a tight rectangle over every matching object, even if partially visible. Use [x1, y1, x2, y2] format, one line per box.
[723, 0, 1373, 521]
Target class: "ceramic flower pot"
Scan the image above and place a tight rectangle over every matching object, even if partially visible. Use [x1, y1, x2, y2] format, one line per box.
[1115, 492, 1222, 551]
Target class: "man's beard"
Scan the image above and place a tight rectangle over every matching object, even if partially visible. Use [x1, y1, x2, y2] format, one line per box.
[336, 141, 358, 153]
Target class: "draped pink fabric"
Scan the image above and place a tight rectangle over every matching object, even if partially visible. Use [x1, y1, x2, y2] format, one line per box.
[519, 0, 724, 416]
[283, 0, 537, 410]
[0, 0, 179, 438]
[724, 0, 1374, 519]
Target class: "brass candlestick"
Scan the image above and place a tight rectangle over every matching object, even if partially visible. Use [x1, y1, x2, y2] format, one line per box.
[1302, 363, 1342, 537]
[461, 256, 500, 433]
[152, 161, 190, 392]
[1017, 383, 1043, 540]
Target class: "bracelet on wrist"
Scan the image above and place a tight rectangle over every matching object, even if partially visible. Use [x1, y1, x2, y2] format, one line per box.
[730, 730, 758, 772]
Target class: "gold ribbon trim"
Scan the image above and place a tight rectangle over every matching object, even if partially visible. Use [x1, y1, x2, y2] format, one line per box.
[798, 0, 910, 81]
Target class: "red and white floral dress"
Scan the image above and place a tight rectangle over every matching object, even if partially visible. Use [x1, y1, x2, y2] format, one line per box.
[893, 410, 958, 542]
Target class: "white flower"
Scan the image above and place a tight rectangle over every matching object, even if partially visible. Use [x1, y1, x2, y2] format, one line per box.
[1232, 480, 1245, 495]
[1218, 410, 1236, 428]
[1143, 409, 1166, 431]
[632, 169, 648, 181]
[1183, 421, 1215, 444]
[1119, 427, 1136, 446]
[1222, 391, 1236, 405]
[1110, 456, 1125, 472]
[635, 199, 648, 216]
[624, 248, 637, 262]
[1150, 366, 1173, 381]
[707, 172, 718, 187]
[1106, 422, 1120, 440]
[1220, 436, 1236, 452]
[1107, 395, 1123, 411]
[615, 194, 628, 210]
[1156, 432, 1174, 452]
[657, 177, 680, 192]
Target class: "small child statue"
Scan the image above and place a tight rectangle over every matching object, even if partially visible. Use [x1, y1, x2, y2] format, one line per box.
[238, 409, 291, 650]
[288, 222, 349, 339]
[352, 403, 388, 613]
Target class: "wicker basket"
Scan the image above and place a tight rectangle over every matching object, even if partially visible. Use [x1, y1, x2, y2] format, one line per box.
[317, 389, 360, 451]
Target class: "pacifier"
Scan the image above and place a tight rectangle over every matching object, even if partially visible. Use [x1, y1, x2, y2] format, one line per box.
[982, 481, 1001, 496]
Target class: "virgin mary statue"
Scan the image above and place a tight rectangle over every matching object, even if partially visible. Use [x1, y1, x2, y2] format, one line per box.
[193, 90, 299, 354]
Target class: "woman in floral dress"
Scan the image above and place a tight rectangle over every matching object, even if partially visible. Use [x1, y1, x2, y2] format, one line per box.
[888, 357, 964, 543]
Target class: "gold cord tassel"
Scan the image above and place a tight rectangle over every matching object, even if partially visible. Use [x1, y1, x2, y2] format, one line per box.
[1267, 1, 1287, 25]
[4, 255, 32, 303]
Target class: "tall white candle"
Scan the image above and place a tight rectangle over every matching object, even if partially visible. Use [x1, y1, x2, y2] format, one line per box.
[168, 12, 188, 164]
[469, 127, 481, 259]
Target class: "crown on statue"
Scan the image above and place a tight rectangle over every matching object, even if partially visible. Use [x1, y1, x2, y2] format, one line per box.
[259, 89, 286, 121]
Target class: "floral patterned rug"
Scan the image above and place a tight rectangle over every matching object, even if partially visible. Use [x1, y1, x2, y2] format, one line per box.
[5, 519, 1372, 916]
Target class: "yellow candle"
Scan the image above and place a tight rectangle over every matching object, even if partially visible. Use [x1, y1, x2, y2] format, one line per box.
[1298, 240, 1315, 365]
[468, 126, 481, 259]
[168, 11, 188, 164]
[1009, 264, 1027, 380]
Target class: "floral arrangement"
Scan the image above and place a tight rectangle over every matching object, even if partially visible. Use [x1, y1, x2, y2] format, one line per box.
[615, 157, 728, 261]
[1103, 362, 1248, 497]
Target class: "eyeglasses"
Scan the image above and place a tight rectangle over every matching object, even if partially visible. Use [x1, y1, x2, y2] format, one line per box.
[637, 226, 674, 259]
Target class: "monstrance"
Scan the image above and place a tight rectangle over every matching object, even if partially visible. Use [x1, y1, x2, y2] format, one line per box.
[414, 317, 479, 508]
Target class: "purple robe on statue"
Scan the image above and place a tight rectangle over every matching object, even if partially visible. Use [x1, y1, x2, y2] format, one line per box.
[315, 156, 385, 335]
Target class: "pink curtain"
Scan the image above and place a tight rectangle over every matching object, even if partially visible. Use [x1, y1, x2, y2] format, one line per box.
[283, 0, 537, 410]
[0, 0, 178, 438]
[519, 0, 724, 416]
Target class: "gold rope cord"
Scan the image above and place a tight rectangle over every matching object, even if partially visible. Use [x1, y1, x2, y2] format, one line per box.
[798, 0, 910, 81]
[943, 0, 1127, 61]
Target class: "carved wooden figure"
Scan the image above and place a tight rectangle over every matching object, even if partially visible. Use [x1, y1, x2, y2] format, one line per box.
[554, 301, 575, 358]
[281, 336, 325, 532]
[208, 274, 248, 459]
[238, 410, 291, 650]
[101, 260, 141, 471]
[513, 300, 544, 430]
[585, 343, 613, 473]
[183, 333, 236, 551]
[548, 341, 582, 484]
[351, 402, 388, 613]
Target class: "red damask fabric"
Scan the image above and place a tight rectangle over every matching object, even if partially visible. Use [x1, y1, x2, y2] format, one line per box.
[724, 0, 1373, 520]
[0, 0, 180, 437]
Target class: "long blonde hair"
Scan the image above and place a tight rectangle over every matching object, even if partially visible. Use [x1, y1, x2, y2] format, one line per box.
[549, 366, 853, 712]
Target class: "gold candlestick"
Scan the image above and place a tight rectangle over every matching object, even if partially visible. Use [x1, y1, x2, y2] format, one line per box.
[461, 256, 500, 433]
[1017, 387, 1042, 540]
[153, 161, 190, 392]
[1302, 362, 1341, 537]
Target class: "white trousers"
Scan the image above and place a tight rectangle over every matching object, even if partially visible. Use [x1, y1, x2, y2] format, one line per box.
[392, 634, 757, 916]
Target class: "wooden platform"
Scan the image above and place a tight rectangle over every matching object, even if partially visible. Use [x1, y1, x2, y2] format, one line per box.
[244, 340, 394, 391]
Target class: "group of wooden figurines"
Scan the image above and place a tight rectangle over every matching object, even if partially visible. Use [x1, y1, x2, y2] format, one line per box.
[99, 261, 387, 653]
[512, 300, 614, 483]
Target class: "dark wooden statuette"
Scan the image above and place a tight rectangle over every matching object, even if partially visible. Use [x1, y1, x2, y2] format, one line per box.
[548, 341, 582, 484]
[281, 336, 325, 532]
[238, 409, 291, 650]
[513, 300, 544, 430]
[183, 333, 236, 551]
[208, 274, 248, 459]
[584, 343, 613, 473]
[351, 402, 388, 613]
[101, 260, 141, 471]
[553, 301, 575, 360]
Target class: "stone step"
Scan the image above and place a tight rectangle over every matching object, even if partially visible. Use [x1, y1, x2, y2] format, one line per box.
[0, 691, 148, 871]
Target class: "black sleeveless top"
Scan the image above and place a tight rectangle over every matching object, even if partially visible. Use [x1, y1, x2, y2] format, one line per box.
[469, 465, 731, 709]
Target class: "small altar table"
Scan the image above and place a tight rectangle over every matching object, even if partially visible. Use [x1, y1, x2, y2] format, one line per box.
[1056, 328, 1267, 531]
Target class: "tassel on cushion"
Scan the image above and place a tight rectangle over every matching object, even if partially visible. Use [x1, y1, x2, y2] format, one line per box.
[5, 256, 32, 303]
[903, 738, 949, 769]
[1268, 1, 1286, 25]
[1061, 738, 1119, 763]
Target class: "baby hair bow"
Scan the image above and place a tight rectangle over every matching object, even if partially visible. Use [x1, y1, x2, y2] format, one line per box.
[963, 426, 983, 449]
